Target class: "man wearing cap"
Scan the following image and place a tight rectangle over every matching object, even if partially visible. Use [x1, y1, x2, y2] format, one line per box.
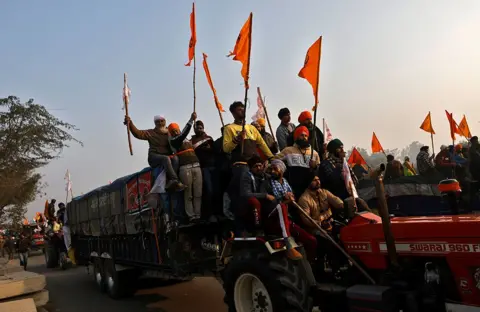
[275, 126, 320, 199]
[287, 111, 325, 159]
[276, 108, 295, 151]
[124, 113, 196, 190]
[319, 139, 358, 200]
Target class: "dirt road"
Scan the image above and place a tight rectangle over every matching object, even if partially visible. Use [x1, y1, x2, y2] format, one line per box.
[27, 253, 227, 312]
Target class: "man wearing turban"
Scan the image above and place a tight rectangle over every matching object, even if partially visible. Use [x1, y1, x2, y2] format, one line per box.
[276, 108, 296, 151]
[286, 111, 325, 159]
[124, 112, 197, 190]
[318, 139, 358, 200]
[275, 126, 320, 199]
[252, 118, 278, 159]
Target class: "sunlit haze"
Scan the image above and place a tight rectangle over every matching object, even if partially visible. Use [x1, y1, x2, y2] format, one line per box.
[1, 1, 479, 218]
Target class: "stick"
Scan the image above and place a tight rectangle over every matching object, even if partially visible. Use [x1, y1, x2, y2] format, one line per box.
[311, 36, 322, 159]
[257, 88, 275, 141]
[291, 201, 376, 284]
[217, 102, 225, 127]
[193, 52, 197, 114]
[430, 132, 435, 155]
[124, 73, 133, 156]
[241, 13, 253, 155]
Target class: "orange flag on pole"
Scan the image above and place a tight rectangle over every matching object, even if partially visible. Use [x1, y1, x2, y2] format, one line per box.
[202, 53, 225, 112]
[445, 110, 459, 141]
[185, 3, 196, 66]
[347, 147, 367, 166]
[419, 112, 435, 134]
[458, 115, 472, 139]
[228, 13, 253, 88]
[298, 36, 322, 111]
[371, 132, 384, 154]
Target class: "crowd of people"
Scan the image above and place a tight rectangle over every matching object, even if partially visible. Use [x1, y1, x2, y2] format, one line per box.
[126, 101, 367, 266]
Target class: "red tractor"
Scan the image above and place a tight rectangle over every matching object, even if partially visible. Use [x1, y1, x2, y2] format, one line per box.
[221, 181, 480, 311]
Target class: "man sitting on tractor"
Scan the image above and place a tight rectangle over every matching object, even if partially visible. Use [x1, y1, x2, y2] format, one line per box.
[298, 175, 344, 234]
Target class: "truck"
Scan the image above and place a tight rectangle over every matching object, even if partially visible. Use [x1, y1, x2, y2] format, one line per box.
[68, 166, 480, 311]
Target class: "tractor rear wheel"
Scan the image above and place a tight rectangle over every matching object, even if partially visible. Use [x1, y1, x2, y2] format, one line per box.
[223, 249, 310, 312]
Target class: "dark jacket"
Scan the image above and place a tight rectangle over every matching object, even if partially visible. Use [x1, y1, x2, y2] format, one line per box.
[191, 134, 215, 168]
[240, 171, 268, 201]
[319, 158, 350, 200]
[169, 120, 194, 152]
[18, 236, 31, 253]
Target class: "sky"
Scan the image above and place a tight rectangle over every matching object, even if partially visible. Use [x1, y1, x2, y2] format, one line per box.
[1, 1, 480, 218]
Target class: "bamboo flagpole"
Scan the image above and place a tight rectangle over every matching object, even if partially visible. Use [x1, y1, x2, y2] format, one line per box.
[228, 13, 253, 154]
[256, 87, 276, 142]
[298, 36, 322, 159]
[123, 73, 133, 156]
[65, 169, 72, 203]
[185, 3, 197, 114]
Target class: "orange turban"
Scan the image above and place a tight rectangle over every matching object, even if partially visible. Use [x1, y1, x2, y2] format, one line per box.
[168, 123, 180, 133]
[294, 126, 309, 140]
[257, 118, 266, 127]
[298, 111, 312, 123]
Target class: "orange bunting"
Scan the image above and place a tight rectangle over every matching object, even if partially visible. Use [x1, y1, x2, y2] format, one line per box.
[185, 3, 197, 66]
[445, 110, 459, 141]
[347, 148, 367, 166]
[371, 132, 384, 154]
[202, 53, 225, 112]
[419, 112, 435, 134]
[458, 115, 472, 139]
[228, 13, 253, 88]
[298, 36, 322, 110]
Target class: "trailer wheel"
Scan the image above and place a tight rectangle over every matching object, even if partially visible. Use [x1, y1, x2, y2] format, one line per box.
[104, 260, 138, 299]
[93, 258, 106, 293]
[223, 249, 310, 312]
[45, 241, 58, 268]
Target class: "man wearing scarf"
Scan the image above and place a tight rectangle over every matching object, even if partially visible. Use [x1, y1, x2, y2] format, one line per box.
[124, 114, 191, 190]
[276, 108, 296, 151]
[275, 126, 320, 199]
[319, 139, 358, 200]
[287, 111, 325, 159]
[168, 119, 202, 221]
[191, 120, 217, 217]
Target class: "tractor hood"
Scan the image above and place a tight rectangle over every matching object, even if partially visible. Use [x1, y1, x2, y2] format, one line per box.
[341, 212, 480, 241]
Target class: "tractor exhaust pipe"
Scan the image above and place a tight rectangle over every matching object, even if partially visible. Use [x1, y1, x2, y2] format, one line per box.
[372, 171, 400, 269]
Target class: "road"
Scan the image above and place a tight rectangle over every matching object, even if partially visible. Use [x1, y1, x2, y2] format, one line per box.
[27, 253, 228, 312]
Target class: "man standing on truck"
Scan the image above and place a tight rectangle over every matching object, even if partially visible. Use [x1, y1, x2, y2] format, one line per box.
[223, 101, 273, 220]
[124, 114, 191, 190]
[191, 120, 216, 217]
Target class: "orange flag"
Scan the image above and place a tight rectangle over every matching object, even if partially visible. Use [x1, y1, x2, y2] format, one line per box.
[445, 110, 459, 141]
[347, 147, 367, 166]
[202, 53, 225, 112]
[298, 36, 322, 110]
[419, 112, 435, 134]
[185, 3, 196, 66]
[458, 115, 472, 139]
[371, 132, 384, 154]
[228, 13, 253, 88]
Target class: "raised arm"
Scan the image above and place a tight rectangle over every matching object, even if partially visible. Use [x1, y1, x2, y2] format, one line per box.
[125, 116, 150, 140]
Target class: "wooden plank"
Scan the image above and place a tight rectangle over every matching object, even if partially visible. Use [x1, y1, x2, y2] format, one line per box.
[0, 298, 37, 312]
[0, 271, 46, 300]
[0, 289, 49, 307]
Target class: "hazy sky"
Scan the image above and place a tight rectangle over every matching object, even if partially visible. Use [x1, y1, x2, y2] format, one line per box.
[1, 1, 479, 218]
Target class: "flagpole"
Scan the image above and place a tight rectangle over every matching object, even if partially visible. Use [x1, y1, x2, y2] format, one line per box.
[193, 50, 196, 115]
[217, 100, 225, 127]
[241, 13, 253, 154]
[257, 87, 275, 142]
[124, 73, 133, 156]
[311, 36, 322, 159]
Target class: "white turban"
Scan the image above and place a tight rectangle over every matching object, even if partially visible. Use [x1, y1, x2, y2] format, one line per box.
[271, 159, 287, 173]
[154, 115, 165, 122]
